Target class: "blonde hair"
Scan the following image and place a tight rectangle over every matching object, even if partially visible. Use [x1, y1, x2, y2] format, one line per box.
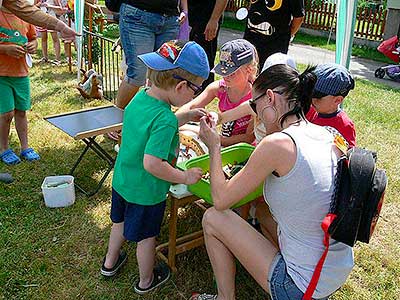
[247, 46, 259, 83]
[147, 68, 201, 90]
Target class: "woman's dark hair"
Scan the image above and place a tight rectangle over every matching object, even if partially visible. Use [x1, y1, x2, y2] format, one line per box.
[253, 64, 317, 127]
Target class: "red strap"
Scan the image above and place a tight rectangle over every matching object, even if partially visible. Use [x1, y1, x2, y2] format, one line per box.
[302, 213, 337, 300]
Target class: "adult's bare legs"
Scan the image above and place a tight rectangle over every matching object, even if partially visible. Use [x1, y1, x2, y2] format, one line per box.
[202, 208, 278, 299]
[116, 80, 140, 109]
[256, 201, 279, 248]
[14, 110, 28, 151]
[41, 31, 48, 61]
[50, 31, 61, 61]
[104, 222, 126, 268]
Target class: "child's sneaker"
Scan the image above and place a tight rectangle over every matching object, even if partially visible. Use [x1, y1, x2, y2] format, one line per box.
[100, 250, 127, 277]
[133, 262, 171, 295]
[190, 293, 217, 300]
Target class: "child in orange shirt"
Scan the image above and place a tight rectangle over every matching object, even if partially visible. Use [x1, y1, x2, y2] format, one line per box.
[0, 7, 39, 165]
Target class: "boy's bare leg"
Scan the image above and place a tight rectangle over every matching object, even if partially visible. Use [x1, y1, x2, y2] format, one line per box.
[104, 222, 126, 268]
[116, 80, 140, 109]
[202, 208, 278, 299]
[0, 111, 13, 152]
[137, 236, 156, 288]
[14, 110, 28, 151]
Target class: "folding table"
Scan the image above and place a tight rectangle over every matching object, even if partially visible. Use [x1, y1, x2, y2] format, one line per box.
[45, 105, 123, 196]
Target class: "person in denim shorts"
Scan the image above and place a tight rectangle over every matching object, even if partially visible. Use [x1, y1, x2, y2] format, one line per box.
[191, 64, 354, 300]
[116, 1, 182, 110]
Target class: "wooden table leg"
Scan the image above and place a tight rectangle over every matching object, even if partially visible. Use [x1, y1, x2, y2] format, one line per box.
[168, 196, 178, 272]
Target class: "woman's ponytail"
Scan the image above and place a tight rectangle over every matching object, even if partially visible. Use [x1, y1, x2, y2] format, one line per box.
[298, 66, 317, 115]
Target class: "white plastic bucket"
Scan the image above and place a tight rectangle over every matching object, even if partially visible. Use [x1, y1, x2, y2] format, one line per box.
[41, 175, 76, 208]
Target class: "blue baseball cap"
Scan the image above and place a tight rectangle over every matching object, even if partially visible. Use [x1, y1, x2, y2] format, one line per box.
[313, 63, 355, 98]
[138, 40, 210, 79]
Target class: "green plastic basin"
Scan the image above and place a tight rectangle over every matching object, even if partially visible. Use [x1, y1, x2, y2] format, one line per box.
[178, 143, 263, 209]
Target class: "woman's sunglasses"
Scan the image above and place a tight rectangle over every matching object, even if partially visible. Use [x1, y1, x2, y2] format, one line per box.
[249, 90, 283, 114]
[173, 74, 203, 96]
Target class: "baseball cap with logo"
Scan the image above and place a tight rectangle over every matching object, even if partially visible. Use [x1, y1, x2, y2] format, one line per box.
[138, 40, 210, 79]
[261, 52, 297, 73]
[212, 39, 256, 76]
[312, 63, 355, 98]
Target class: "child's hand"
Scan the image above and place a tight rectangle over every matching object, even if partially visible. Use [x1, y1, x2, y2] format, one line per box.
[4, 44, 26, 59]
[184, 168, 203, 185]
[187, 108, 208, 122]
[26, 40, 38, 54]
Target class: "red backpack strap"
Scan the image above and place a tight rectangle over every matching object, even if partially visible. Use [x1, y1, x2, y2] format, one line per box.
[302, 213, 337, 300]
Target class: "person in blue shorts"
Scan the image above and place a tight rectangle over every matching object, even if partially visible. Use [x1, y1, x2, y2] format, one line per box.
[101, 40, 210, 295]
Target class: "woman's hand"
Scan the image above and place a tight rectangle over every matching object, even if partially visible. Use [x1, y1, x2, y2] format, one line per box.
[199, 116, 220, 151]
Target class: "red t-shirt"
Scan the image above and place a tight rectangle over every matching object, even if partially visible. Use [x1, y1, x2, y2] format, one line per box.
[306, 106, 356, 148]
[0, 11, 36, 77]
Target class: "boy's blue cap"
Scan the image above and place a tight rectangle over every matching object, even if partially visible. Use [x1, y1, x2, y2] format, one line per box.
[138, 40, 210, 79]
[313, 63, 355, 98]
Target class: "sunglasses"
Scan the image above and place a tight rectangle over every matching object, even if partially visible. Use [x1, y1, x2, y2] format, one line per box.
[249, 90, 283, 114]
[173, 74, 203, 96]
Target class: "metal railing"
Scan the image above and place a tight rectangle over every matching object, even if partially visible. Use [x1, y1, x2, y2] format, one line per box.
[82, 29, 122, 102]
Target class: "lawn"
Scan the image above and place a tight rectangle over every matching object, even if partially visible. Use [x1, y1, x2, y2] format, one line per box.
[0, 57, 399, 300]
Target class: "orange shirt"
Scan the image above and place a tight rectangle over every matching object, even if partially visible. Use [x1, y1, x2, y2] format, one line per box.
[0, 11, 36, 77]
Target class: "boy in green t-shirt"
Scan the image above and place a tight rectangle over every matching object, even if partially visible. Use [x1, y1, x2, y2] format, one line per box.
[101, 40, 210, 294]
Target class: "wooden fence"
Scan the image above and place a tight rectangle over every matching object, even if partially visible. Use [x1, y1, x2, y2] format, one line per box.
[226, 0, 387, 41]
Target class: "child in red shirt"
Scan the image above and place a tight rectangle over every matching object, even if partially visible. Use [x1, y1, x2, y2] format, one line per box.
[0, 7, 39, 165]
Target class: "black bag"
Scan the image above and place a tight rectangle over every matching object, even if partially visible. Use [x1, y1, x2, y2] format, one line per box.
[303, 146, 387, 300]
[328, 147, 387, 247]
[105, 0, 123, 13]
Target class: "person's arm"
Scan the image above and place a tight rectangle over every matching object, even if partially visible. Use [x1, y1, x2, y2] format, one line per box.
[199, 118, 295, 210]
[178, 0, 188, 24]
[177, 80, 220, 114]
[204, 0, 228, 41]
[176, 108, 208, 126]
[218, 101, 255, 124]
[290, 16, 304, 37]
[3, 0, 77, 41]
[143, 154, 202, 185]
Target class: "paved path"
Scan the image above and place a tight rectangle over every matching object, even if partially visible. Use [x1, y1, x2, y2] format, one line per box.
[218, 28, 400, 89]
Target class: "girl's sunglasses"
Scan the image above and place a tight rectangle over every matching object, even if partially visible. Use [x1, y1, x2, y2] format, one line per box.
[173, 74, 203, 96]
[249, 90, 283, 114]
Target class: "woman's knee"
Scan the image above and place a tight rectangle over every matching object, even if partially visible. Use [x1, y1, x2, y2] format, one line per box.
[202, 207, 228, 235]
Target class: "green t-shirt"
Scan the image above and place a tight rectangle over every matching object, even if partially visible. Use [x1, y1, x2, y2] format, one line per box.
[112, 89, 179, 205]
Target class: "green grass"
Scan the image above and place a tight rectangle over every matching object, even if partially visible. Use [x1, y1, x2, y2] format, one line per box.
[0, 51, 399, 299]
[221, 17, 394, 64]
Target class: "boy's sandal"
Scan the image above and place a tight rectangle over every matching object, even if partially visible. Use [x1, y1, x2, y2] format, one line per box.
[39, 57, 48, 64]
[20, 148, 40, 161]
[133, 262, 171, 295]
[51, 59, 62, 66]
[0, 149, 21, 165]
[100, 250, 127, 277]
[190, 293, 217, 300]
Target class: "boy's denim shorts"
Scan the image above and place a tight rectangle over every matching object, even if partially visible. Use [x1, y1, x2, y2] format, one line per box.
[0, 76, 30, 114]
[110, 188, 166, 243]
[119, 3, 179, 86]
[268, 253, 330, 300]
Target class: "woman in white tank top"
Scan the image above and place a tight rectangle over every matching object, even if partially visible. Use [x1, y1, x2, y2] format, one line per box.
[192, 64, 354, 300]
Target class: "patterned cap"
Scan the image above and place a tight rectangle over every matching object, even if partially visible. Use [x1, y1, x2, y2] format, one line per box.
[313, 63, 355, 98]
[138, 40, 210, 79]
[212, 39, 256, 76]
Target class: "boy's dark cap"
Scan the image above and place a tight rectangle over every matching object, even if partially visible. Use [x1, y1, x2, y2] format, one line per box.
[138, 40, 210, 79]
[313, 63, 355, 98]
[212, 39, 256, 76]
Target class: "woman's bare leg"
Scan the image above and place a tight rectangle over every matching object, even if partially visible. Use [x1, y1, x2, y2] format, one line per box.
[255, 202, 278, 248]
[202, 208, 278, 299]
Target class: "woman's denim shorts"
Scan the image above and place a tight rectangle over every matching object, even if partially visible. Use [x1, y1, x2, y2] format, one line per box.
[268, 253, 330, 300]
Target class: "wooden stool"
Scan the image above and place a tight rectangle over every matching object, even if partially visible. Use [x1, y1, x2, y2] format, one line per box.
[156, 186, 208, 272]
